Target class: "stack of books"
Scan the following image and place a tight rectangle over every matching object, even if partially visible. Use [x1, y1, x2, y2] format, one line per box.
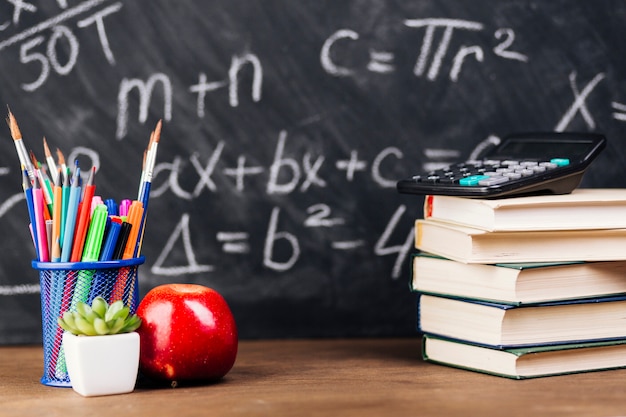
[411, 188, 626, 379]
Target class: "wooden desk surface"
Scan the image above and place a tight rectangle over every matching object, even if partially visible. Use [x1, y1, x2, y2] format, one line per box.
[2, 338, 626, 416]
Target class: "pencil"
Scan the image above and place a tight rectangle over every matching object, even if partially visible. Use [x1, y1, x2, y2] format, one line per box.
[22, 169, 38, 253]
[56, 148, 67, 183]
[51, 171, 62, 258]
[43, 137, 58, 185]
[30, 151, 53, 219]
[60, 167, 70, 246]
[70, 167, 96, 262]
[32, 180, 49, 262]
[60, 167, 81, 262]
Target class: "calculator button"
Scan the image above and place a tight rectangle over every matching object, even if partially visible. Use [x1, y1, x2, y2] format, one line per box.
[503, 172, 522, 179]
[539, 162, 558, 169]
[459, 175, 490, 186]
[478, 176, 510, 186]
[438, 177, 458, 184]
[550, 158, 570, 167]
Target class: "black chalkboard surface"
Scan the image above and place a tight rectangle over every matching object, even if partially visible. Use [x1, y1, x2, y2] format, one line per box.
[1, 1, 626, 344]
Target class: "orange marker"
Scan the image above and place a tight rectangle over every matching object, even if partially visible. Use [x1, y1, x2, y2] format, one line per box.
[122, 200, 144, 259]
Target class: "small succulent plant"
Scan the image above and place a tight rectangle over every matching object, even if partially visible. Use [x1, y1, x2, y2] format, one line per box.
[58, 297, 142, 336]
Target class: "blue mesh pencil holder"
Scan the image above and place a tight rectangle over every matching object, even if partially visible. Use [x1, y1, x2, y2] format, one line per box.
[32, 256, 145, 387]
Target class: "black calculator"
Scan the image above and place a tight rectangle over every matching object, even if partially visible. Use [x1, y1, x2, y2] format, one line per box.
[396, 132, 606, 199]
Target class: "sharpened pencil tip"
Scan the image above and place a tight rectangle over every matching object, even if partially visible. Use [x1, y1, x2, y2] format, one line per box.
[29, 150, 38, 166]
[43, 137, 52, 157]
[56, 148, 65, 165]
[7, 110, 22, 141]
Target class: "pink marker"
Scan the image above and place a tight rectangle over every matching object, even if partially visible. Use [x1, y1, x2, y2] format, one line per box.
[90, 196, 103, 216]
[32, 182, 49, 262]
[119, 199, 131, 217]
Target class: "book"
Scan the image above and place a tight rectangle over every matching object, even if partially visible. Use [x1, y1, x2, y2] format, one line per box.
[417, 294, 626, 348]
[411, 253, 626, 305]
[422, 334, 626, 379]
[415, 219, 626, 264]
[423, 189, 626, 232]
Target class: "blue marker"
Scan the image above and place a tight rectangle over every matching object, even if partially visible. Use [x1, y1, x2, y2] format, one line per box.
[104, 198, 118, 216]
[99, 219, 121, 261]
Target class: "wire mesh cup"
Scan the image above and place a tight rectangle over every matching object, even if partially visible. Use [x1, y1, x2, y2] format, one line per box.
[32, 256, 145, 387]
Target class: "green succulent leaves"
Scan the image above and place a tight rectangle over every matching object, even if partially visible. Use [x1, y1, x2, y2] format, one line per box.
[58, 297, 142, 336]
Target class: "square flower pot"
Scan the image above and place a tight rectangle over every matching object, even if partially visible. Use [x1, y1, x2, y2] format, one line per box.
[63, 331, 140, 397]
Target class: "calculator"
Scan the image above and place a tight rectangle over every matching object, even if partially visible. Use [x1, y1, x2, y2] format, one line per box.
[396, 132, 606, 199]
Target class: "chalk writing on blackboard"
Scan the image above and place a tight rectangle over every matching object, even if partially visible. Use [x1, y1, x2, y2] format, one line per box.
[555, 72, 605, 132]
[3, 0, 121, 91]
[1, 2, 622, 296]
[321, 18, 528, 82]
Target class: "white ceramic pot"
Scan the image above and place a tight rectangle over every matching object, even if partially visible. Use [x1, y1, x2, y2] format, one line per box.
[62, 331, 140, 397]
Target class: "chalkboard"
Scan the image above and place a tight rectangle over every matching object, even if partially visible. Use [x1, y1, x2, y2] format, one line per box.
[1, 0, 626, 344]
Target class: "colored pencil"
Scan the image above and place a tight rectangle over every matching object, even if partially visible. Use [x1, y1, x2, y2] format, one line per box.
[60, 167, 81, 262]
[51, 173, 62, 255]
[30, 152, 53, 219]
[59, 168, 70, 246]
[70, 167, 96, 262]
[43, 137, 58, 185]
[56, 148, 67, 182]
[32, 180, 49, 262]
[22, 169, 38, 252]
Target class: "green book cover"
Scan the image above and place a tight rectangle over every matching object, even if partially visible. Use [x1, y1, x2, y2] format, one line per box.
[422, 334, 626, 379]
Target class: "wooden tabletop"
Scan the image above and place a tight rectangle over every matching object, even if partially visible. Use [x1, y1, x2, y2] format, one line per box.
[2, 338, 626, 416]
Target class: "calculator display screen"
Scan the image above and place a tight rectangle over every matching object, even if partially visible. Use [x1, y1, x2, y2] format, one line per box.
[488, 138, 594, 161]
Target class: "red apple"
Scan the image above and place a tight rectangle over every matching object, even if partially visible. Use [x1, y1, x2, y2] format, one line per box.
[136, 283, 238, 383]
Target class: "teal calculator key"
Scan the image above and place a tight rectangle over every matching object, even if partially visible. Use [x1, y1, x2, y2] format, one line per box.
[459, 175, 490, 186]
[550, 158, 570, 167]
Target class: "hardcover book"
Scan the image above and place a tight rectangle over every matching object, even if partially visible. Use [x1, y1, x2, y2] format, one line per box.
[417, 294, 626, 348]
[411, 253, 626, 305]
[423, 189, 626, 232]
[415, 219, 626, 264]
[422, 334, 626, 379]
